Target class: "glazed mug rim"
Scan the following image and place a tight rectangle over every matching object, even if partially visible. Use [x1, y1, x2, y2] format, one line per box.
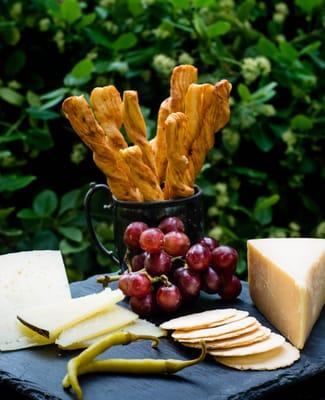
[111, 185, 202, 209]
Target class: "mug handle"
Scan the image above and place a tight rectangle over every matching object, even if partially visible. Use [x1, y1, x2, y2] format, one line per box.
[84, 182, 120, 265]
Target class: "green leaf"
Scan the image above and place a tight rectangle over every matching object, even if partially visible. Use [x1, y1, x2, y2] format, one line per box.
[0, 175, 36, 192]
[25, 128, 54, 151]
[33, 230, 59, 250]
[17, 208, 39, 219]
[291, 114, 314, 131]
[76, 13, 96, 29]
[254, 208, 272, 225]
[58, 226, 83, 242]
[128, 0, 144, 15]
[0, 207, 15, 219]
[0, 133, 25, 144]
[229, 166, 268, 180]
[207, 21, 231, 37]
[299, 41, 321, 56]
[71, 59, 94, 78]
[59, 189, 81, 215]
[295, 0, 322, 13]
[4, 50, 26, 76]
[237, 84, 251, 100]
[193, 0, 215, 6]
[237, 0, 256, 20]
[60, 239, 89, 255]
[254, 194, 280, 212]
[257, 37, 278, 60]
[251, 125, 274, 152]
[0, 88, 24, 106]
[84, 27, 113, 49]
[60, 0, 82, 24]
[279, 41, 299, 63]
[26, 91, 41, 106]
[40, 88, 68, 100]
[26, 107, 59, 120]
[113, 33, 138, 51]
[0, 228, 23, 237]
[33, 190, 58, 217]
[193, 13, 208, 39]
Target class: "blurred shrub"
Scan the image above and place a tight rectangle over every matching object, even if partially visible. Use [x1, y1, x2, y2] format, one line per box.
[0, 0, 324, 279]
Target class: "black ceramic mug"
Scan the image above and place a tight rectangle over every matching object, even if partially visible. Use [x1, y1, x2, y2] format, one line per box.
[84, 182, 204, 271]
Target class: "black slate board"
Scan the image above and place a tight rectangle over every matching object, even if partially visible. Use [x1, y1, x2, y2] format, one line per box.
[0, 275, 324, 400]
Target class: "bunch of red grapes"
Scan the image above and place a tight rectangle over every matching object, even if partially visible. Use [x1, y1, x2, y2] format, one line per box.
[118, 216, 242, 317]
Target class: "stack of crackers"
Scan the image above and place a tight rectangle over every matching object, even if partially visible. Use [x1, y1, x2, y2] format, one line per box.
[160, 309, 300, 370]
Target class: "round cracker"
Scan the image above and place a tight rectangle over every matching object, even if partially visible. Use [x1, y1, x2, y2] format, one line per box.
[207, 310, 249, 328]
[209, 332, 285, 357]
[172, 316, 258, 340]
[180, 326, 271, 349]
[214, 341, 300, 370]
[179, 322, 261, 343]
[160, 308, 237, 331]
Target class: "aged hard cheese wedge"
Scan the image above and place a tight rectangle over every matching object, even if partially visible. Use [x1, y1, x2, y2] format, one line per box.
[56, 305, 138, 348]
[17, 288, 123, 340]
[0, 250, 71, 351]
[248, 238, 325, 349]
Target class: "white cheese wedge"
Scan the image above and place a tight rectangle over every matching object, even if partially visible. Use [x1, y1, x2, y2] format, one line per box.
[248, 238, 325, 349]
[0, 250, 71, 351]
[62, 319, 167, 350]
[17, 288, 124, 340]
[56, 304, 138, 348]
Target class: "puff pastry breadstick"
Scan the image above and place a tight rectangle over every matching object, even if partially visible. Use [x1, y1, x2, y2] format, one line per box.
[122, 90, 158, 177]
[170, 65, 198, 113]
[151, 97, 171, 183]
[120, 146, 164, 201]
[90, 85, 128, 150]
[62, 96, 143, 201]
[164, 113, 194, 199]
[187, 80, 232, 186]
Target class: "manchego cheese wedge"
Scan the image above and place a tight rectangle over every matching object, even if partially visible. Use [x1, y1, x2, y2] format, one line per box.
[248, 238, 325, 349]
[17, 288, 123, 340]
[0, 250, 71, 351]
[56, 304, 138, 348]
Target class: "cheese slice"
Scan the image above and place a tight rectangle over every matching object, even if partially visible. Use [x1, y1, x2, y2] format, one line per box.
[56, 305, 138, 348]
[248, 238, 325, 349]
[17, 288, 124, 340]
[63, 319, 167, 350]
[0, 250, 71, 351]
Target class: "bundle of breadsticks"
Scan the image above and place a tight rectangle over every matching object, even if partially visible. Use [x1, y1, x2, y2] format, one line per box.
[62, 65, 232, 201]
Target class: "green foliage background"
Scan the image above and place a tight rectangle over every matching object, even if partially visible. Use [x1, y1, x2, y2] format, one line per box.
[0, 0, 324, 280]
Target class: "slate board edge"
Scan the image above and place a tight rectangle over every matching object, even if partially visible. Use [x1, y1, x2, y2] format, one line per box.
[0, 369, 61, 400]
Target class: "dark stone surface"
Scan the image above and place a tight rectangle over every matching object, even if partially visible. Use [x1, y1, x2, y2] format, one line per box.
[0, 276, 324, 400]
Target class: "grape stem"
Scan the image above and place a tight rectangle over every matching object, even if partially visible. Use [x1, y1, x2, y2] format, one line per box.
[97, 274, 121, 287]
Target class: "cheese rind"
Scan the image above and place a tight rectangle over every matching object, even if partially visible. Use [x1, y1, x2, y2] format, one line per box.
[17, 288, 124, 340]
[0, 250, 71, 351]
[248, 238, 325, 349]
[56, 305, 138, 348]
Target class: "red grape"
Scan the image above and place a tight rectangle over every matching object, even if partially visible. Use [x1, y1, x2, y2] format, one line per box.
[158, 217, 185, 234]
[118, 273, 132, 296]
[201, 267, 222, 294]
[144, 251, 172, 276]
[186, 243, 212, 272]
[199, 236, 219, 251]
[131, 253, 146, 272]
[175, 267, 201, 298]
[123, 222, 149, 250]
[130, 293, 157, 316]
[139, 228, 164, 253]
[219, 275, 242, 300]
[164, 231, 190, 256]
[212, 245, 238, 273]
[128, 273, 152, 297]
[156, 284, 182, 313]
